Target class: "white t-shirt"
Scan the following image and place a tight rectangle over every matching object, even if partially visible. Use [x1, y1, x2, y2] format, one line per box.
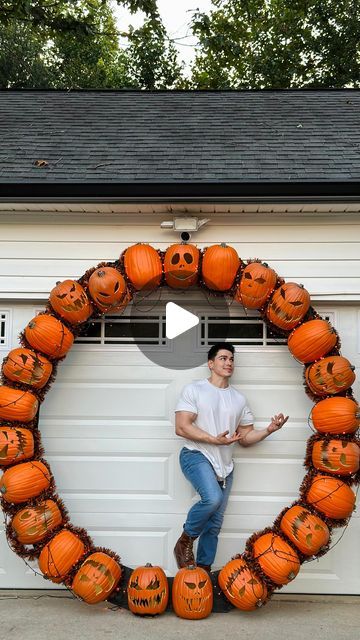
[175, 378, 254, 479]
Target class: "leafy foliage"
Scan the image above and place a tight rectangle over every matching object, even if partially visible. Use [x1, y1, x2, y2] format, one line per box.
[190, 0, 360, 88]
[0, 1, 183, 89]
[126, 16, 183, 89]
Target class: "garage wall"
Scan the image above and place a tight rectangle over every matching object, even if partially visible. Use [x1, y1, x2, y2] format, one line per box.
[0, 210, 359, 593]
[0, 212, 360, 300]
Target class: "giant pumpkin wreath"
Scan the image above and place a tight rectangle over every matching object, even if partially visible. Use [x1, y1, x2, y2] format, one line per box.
[0, 242, 359, 617]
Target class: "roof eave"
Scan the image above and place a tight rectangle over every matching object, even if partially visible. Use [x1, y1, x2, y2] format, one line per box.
[1, 181, 360, 203]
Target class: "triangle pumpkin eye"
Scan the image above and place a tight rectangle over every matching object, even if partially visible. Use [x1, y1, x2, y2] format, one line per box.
[198, 580, 207, 588]
[184, 582, 196, 589]
[244, 272, 252, 279]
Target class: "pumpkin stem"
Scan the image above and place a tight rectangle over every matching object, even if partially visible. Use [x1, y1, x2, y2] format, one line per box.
[220, 242, 227, 248]
[145, 562, 153, 567]
[97, 270, 105, 278]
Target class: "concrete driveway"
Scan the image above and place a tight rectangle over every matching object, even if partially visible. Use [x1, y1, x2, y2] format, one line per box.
[0, 591, 359, 640]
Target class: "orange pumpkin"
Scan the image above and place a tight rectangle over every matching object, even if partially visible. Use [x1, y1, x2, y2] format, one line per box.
[311, 397, 360, 435]
[88, 267, 128, 313]
[201, 243, 241, 291]
[0, 461, 50, 504]
[306, 475, 356, 519]
[305, 356, 356, 397]
[72, 552, 122, 604]
[280, 506, 330, 555]
[38, 529, 86, 583]
[49, 280, 93, 325]
[2, 348, 53, 389]
[123, 243, 162, 291]
[266, 282, 310, 330]
[234, 262, 277, 309]
[172, 566, 213, 619]
[127, 563, 169, 615]
[288, 319, 338, 363]
[0, 386, 39, 422]
[11, 500, 62, 544]
[0, 427, 34, 467]
[164, 243, 199, 289]
[25, 314, 74, 359]
[218, 557, 268, 611]
[252, 532, 300, 585]
[311, 440, 360, 476]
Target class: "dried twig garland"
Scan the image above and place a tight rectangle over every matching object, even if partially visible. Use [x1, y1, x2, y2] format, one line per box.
[0, 242, 359, 615]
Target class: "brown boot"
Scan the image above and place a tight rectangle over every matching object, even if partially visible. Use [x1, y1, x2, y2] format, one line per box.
[174, 530, 197, 568]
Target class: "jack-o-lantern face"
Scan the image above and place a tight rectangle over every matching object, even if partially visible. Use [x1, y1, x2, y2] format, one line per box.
[127, 563, 169, 615]
[280, 506, 330, 556]
[71, 552, 122, 604]
[218, 557, 267, 611]
[88, 267, 128, 313]
[164, 244, 199, 289]
[172, 566, 213, 619]
[49, 280, 93, 325]
[266, 282, 310, 330]
[235, 262, 277, 309]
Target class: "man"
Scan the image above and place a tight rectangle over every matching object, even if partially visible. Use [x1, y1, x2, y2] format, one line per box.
[173, 341, 288, 573]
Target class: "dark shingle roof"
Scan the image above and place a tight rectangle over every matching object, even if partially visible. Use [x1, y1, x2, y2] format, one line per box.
[0, 89, 360, 187]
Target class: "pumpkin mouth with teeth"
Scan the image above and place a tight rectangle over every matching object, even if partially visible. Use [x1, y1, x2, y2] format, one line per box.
[0, 243, 358, 616]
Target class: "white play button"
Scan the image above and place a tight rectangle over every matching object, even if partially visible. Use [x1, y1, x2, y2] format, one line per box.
[165, 302, 199, 340]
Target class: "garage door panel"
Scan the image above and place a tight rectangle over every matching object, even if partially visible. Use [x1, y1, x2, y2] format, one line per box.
[42, 382, 172, 419]
[49, 455, 173, 496]
[1, 302, 359, 593]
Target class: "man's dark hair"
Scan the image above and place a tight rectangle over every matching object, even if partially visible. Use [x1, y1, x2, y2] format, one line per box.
[207, 342, 235, 361]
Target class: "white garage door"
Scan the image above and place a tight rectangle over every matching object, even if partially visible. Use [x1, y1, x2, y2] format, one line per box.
[0, 296, 359, 593]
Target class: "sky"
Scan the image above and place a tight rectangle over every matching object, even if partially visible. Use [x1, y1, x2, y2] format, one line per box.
[112, 0, 214, 71]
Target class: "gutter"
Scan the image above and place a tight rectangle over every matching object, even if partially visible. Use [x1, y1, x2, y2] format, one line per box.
[1, 182, 360, 203]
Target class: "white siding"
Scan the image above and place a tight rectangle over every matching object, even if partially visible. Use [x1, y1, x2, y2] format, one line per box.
[0, 210, 359, 593]
[0, 213, 360, 299]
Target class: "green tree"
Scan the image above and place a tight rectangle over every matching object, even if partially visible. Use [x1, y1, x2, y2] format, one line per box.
[190, 0, 360, 88]
[126, 16, 183, 89]
[0, 1, 158, 31]
[0, 1, 183, 89]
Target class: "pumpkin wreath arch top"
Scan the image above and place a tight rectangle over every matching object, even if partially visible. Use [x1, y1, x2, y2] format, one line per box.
[0, 242, 359, 616]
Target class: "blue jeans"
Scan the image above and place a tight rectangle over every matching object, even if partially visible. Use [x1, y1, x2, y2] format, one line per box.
[179, 446, 234, 567]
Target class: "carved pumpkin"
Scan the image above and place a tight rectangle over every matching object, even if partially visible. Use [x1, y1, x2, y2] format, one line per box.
[172, 565, 213, 619]
[49, 280, 93, 325]
[234, 262, 277, 309]
[201, 243, 241, 291]
[127, 563, 169, 615]
[25, 314, 74, 359]
[72, 552, 122, 604]
[0, 386, 39, 422]
[11, 499, 62, 544]
[280, 505, 330, 555]
[252, 532, 300, 585]
[311, 440, 360, 476]
[266, 282, 310, 331]
[123, 243, 162, 291]
[218, 557, 268, 611]
[0, 461, 50, 504]
[288, 319, 338, 364]
[0, 427, 34, 467]
[38, 529, 86, 583]
[88, 267, 128, 313]
[2, 348, 53, 389]
[311, 397, 360, 435]
[305, 356, 356, 397]
[164, 243, 199, 289]
[306, 475, 356, 519]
